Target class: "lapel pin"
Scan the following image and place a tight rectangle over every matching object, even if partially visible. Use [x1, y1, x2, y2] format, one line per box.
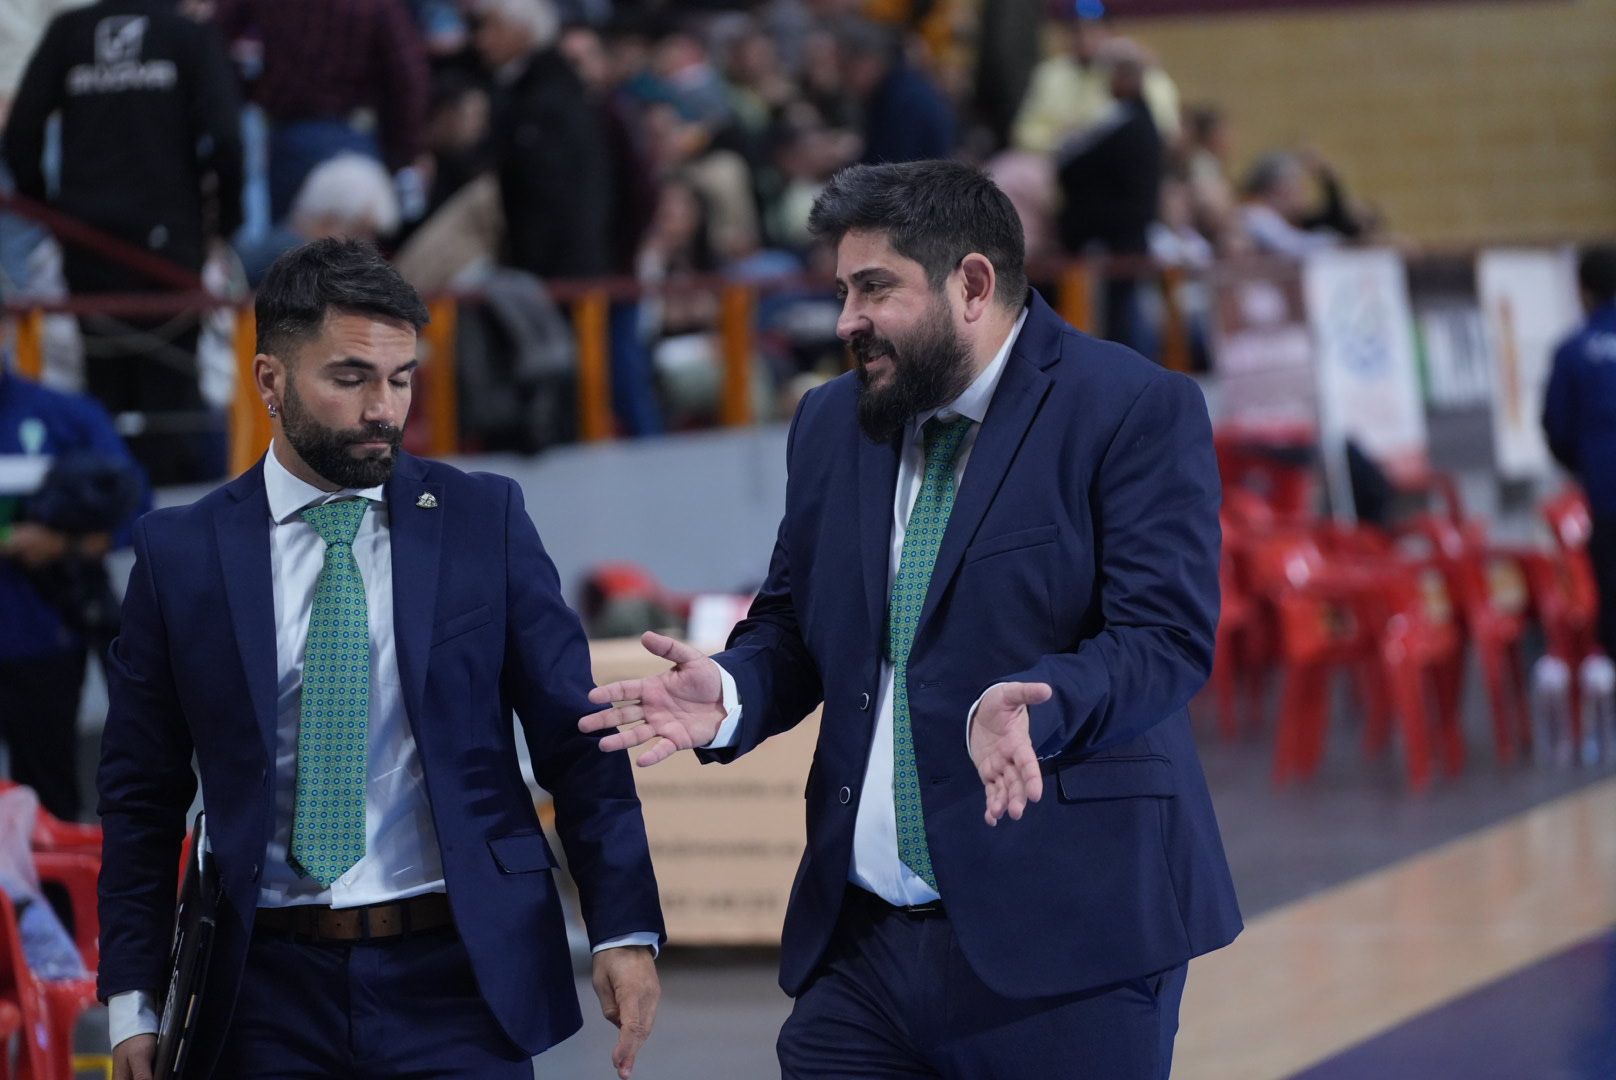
[416, 492, 438, 509]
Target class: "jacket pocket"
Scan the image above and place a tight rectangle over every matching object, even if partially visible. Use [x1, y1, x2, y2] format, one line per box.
[963, 523, 1058, 565]
[1055, 755, 1175, 802]
[487, 830, 557, 873]
[432, 604, 492, 646]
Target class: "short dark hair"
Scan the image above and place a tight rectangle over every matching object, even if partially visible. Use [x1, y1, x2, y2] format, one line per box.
[255, 238, 429, 361]
[1578, 245, 1616, 308]
[808, 161, 1028, 309]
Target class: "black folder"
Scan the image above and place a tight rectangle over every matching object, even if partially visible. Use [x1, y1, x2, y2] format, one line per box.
[154, 813, 218, 1080]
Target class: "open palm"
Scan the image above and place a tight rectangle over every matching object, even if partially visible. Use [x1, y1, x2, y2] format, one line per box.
[580, 632, 727, 766]
[969, 681, 1053, 825]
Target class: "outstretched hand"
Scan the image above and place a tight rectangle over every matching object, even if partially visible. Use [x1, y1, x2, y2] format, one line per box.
[969, 681, 1053, 826]
[579, 631, 727, 766]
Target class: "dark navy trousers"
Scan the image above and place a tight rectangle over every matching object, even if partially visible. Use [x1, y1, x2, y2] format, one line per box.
[212, 925, 532, 1080]
[778, 890, 1187, 1080]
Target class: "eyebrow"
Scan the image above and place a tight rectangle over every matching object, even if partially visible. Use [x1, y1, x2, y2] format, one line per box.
[836, 267, 895, 291]
[328, 357, 420, 377]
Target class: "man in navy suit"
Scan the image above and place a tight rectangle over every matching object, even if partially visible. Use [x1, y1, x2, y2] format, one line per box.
[99, 239, 664, 1080]
[584, 162, 1241, 1078]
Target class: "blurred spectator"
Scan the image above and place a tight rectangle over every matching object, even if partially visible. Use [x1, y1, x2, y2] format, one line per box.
[1181, 104, 1241, 252]
[1011, 14, 1180, 155]
[797, 24, 857, 130]
[560, 22, 655, 274]
[1543, 245, 1616, 660]
[215, 0, 430, 222]
[1239, 150, 1345, 258]
[4, 0, 244, 487]
[838, 18, 955, 165]
[0, 349, 147, 821]
[1055, 46, 1160, 349]
[636, 176, 721, 425]
[984, 149, 1056, 263]
[649, 29, 732, 130]
[475, 0, 612, 279]
[644, 100, 760, 263]
[235, 153, 401, 285]
[0, 0, 91, 128]
[418, 70, 494, 226]
[560, 21, 664, 436]
[721, 21, 797, 169]
[764, 106, 856, 253]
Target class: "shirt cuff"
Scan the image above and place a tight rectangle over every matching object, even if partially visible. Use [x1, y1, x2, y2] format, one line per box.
[965, 683, 1009, 763]
[108, 989, 160, 1049]
[592, 931, 661, 959]
[701, 660, 743, 750]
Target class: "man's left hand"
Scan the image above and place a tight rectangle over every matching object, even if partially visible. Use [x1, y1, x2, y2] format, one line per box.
[969, 681, 1054, 826]
[0, 523, 68, 568]
[591, 945, 659, 1080]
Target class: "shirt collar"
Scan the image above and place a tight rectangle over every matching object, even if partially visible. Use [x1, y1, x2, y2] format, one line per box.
[263, 441, 386, 525]
[913, 308, 1029, 434]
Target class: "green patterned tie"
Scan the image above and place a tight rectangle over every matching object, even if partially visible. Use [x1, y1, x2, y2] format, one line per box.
[887, 416, 973, 891]
[290, 497, 371, 888]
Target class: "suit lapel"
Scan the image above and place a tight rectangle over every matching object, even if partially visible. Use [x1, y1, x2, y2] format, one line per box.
[915, 298, 1060, 635]
[858, 428, 902, 654]
[214, 461, 279, 763]
[387, 454, 443, 727]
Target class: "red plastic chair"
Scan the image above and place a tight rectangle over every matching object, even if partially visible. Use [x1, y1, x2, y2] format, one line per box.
[30, 851, 100, 1080]
[0, 891, 55, 1080]
[1248, 527, 1464, 790]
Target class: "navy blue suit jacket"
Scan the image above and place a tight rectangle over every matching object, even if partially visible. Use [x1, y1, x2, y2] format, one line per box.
[707, 291, 1241, 999]
[96, 453, 664, 1071]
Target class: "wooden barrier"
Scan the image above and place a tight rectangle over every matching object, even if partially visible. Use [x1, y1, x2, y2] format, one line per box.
[13, 309, 44, 379]
[228, 307, 271, 476]
[423, 297, 460, 458]
[588, 637, 816, 944]
[719, 284, 755, 427]
[572, 289, 613, 442]
[1057, 264, 1095, 333]
[1160, 266, 1193, 374]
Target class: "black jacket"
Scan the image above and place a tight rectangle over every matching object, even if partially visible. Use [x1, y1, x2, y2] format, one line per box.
[2, 0, 243, 273]
[1055, 97, 1161, 256]
[493, 48, 611, 281]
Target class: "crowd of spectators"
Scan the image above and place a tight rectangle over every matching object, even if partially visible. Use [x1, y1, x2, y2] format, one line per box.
[0, 0, 1384, 480]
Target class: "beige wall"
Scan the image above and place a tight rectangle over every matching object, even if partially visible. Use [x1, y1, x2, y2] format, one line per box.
[1115, 0, 1616, 244]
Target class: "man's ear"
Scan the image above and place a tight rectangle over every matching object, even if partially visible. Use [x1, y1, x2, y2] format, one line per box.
[254, 353, 284, 414]
[958, 253, 998, 323]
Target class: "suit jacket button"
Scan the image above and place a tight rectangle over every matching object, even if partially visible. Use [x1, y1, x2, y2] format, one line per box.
[839, 786, 852, 805]
[859, 692, 871, 711]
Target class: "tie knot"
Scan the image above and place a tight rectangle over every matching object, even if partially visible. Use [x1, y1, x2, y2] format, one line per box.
[922, 416, 972, 467]
[301, 497, 368, 547]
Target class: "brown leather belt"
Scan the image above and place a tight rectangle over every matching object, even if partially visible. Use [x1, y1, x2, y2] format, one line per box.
[254, 892, 453, 942]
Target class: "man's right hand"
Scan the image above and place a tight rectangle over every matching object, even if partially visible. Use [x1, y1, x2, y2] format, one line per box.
[113, 1033, 157, 1080]
[579, 631, 726, 766]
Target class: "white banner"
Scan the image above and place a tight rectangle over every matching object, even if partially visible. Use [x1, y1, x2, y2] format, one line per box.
[1476, 249, 1581, 480]
[1303, 249, 1428, 518]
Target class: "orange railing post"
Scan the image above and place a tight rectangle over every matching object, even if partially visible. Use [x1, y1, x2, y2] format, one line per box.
[423, 297, 459, 457]
[14, 308, 44, 379]
[1058, 263, 1094, 333]
[573, 289, 613, 442]
[1160, 265, 1192, 373]
[229, 306, 271, 475]
[719, 283, 754, 427]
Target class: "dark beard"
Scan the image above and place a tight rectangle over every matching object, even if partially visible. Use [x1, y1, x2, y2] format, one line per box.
[280, 381, 404, 489]
[853, 299, 976, 444]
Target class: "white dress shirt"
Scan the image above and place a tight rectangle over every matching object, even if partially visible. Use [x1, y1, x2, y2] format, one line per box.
[709, 310, 1028, 906]
[110, 446, 651, 1048]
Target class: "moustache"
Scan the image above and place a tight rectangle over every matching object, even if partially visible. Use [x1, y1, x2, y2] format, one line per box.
[343, 423, 403, 447]
[851, 334, 897, 366]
